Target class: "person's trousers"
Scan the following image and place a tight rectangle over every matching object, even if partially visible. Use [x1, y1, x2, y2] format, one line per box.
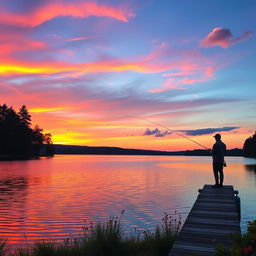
[213, 162, 224, 185]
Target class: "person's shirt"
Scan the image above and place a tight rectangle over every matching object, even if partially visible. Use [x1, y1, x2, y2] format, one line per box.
[212, 140, 226, 164]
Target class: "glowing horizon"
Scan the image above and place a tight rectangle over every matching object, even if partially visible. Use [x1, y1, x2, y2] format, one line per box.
[0, 0, 255, 151]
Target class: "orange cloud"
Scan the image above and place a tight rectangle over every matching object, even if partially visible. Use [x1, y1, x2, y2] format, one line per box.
[0, 63, 62, 75]
[0, 1, 135, 27]
[30, 107, 73, 113]
[52, 132, 93, 145]
[0, 41, 217, 98]
[0, 57, 187, 76]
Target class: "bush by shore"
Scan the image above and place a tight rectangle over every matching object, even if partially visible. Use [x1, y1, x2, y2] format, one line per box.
[216, 220, 256, 256]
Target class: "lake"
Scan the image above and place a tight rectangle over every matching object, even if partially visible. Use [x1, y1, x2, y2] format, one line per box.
[0, 155, 256, 245]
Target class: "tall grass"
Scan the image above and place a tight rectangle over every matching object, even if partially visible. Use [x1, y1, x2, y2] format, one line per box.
[1, 212, 181, 256]
[0, 239, 7, 256]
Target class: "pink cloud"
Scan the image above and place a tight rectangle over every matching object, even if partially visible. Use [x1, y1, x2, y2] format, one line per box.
[0, 72, 242, 149]
[201, 27, 253, 48]
[0, 40, 217, 95]
[150, 65, 216, 93]
[0, 34, 47, 57]
[181, 78, 196, 84]
[149, 78, 186, 93]
[0, 1, 135, 27]
[0, 46, 213, 77]
[67, 36, 96, 42]
[162, 71, 194, 77]
[147, 44, 217, 93]
[0, 74, 234, 120]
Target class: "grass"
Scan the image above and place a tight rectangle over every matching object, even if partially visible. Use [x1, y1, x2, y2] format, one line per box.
[0, 212, 181, 256]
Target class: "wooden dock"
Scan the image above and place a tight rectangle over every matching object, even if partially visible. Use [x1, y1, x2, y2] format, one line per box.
[169, 184, 241, 256]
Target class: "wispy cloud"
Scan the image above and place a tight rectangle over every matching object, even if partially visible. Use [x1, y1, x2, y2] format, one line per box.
[179, 127, 239, 136]
[66, 36, 96, 42]
[30, 107, 74, 113]
[143, 126, 239, 138]
[0, 1, 135, 27]
[201, 27, 253, 48]
[143, 128, 172, 137]
[0, 34, 47, 57]
[0, 41, 217, 78]
[149, 78, 186, 92]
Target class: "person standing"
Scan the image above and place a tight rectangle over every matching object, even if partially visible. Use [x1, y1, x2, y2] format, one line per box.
[212, 133, 226, 188]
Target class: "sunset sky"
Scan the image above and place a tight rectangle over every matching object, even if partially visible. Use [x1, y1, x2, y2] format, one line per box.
[0, 0, 255, 151]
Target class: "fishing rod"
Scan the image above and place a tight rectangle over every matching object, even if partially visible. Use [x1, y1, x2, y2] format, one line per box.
[138, 117, 210, 151]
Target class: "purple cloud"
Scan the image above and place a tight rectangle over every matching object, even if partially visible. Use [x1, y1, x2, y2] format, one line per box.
[179, 127, 239, 136]
[143, 128, 172, 137]
[202, 27, 253, 48]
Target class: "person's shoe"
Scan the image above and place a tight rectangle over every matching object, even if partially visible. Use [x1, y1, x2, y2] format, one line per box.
[212, 184, 219, 188]
[219, 184, 223, 188]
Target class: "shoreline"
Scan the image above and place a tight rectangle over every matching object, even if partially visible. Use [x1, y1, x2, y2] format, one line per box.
[52, 144, 243, 157]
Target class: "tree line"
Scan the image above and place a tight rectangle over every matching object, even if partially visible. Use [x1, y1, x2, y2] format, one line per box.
[0, 104, 54, 159]
[243, 131, 256, 157]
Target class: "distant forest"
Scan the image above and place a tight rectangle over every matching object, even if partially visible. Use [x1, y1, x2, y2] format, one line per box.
[243, 131, 256, 157]
[0, 104, 54, 160]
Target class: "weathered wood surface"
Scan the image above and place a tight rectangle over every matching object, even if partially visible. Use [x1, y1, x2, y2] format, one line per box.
[169, 184, 240, 256]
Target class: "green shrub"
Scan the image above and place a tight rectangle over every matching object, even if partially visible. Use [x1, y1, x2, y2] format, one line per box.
[215, 220, 256, 256]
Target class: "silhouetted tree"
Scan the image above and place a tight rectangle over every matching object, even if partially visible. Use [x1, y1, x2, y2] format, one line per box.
[18, 105, 31, 127]
[243, 131, 256, 157]
[0, 104, 54, 159]
[0, 105, 21, 154]
[32, 125, 44, 156]
[0, 104, 9, 120]
[44, 133, 55, 156]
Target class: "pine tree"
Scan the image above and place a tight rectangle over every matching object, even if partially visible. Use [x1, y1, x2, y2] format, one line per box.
[0, 104, 9, 120]
[18, 105, 31, 127]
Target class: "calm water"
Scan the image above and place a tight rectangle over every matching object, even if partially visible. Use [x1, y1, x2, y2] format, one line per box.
[0, 155, 256, 245]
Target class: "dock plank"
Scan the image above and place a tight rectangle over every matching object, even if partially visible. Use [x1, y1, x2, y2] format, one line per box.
[169, 184, 240, 256]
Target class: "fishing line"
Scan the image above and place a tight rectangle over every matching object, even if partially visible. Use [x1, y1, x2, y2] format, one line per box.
[108, 115, 210, 150]
[137, 117, 210, 150]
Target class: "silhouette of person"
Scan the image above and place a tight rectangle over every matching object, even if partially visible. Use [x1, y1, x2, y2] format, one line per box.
[212, 134, 226, 188]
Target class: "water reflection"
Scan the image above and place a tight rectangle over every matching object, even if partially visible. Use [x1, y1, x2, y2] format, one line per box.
[244, 164, 256, 187]
[0, 155, 255, 244]
[245, 164, 256, 173]
[0, 177, 28, 227]
[0, 177, 28, 199]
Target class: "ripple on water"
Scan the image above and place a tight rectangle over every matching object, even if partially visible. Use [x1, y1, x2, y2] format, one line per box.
[0, 155, 255, 244]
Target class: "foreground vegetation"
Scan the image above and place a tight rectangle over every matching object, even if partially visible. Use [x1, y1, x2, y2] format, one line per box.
[0, 213, 181, 256]
[216, 220, 256, 256]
